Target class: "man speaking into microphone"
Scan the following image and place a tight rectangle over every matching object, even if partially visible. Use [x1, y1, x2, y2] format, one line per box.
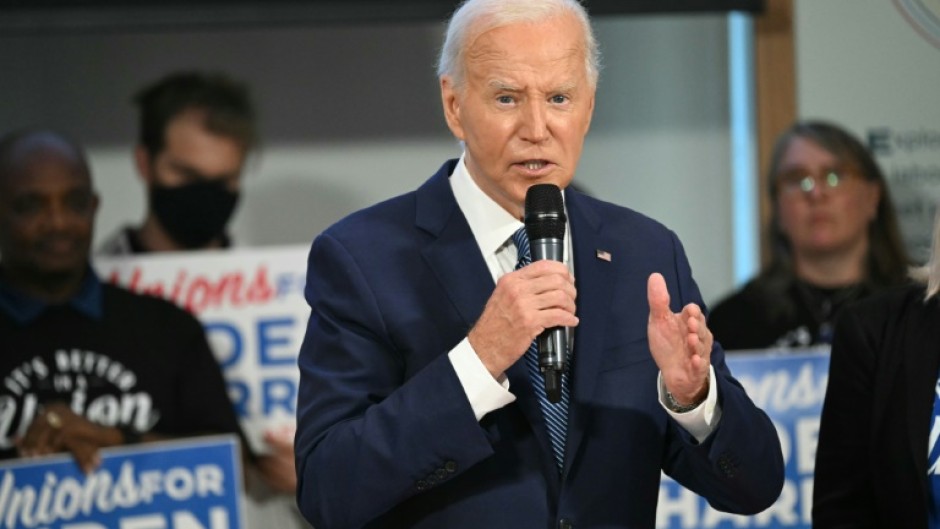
[295, 1, 784, 527]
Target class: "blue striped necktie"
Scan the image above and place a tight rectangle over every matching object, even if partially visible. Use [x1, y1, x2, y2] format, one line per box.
[510, 226, 571, 472]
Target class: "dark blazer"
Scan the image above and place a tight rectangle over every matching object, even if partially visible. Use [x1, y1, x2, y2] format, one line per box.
[814, 283, 940, 528]
[295, 160, 783, 529]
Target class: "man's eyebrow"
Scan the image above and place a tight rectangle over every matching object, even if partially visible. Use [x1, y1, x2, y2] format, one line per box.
[487, 79, 520, 91]
[553, 81, 578, 93]
[486, 80, 580, 93]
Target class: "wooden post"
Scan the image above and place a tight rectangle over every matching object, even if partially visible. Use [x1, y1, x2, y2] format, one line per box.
[754, 0, 796, 264]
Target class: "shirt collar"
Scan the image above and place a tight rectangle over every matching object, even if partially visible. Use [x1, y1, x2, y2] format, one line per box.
[0, 266, 104, 325]
[450, 153, 525, 256]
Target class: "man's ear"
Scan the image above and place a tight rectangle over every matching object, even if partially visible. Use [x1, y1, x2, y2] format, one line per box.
[133, 145, 154, 184]
[440, 76, 465, 141]
[584, 92, 596, 135]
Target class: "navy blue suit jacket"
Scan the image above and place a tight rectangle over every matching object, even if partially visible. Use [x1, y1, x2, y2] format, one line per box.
[295, 160, 783, 528]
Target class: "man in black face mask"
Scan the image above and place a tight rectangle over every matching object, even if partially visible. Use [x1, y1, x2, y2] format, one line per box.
[97, 72, 308, 527]
[98, 71, 254, 254]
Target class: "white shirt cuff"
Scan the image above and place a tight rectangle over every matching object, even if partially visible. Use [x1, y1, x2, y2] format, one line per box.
[657, 365, 722, 443]
[448, 337, 516, 421]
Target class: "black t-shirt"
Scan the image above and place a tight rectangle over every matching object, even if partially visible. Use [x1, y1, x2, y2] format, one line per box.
[708, 278, 872, 352]
[0, 282, 243, 460]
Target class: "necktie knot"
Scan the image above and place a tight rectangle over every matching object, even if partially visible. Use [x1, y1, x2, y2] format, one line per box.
[511, 226, 531, 270]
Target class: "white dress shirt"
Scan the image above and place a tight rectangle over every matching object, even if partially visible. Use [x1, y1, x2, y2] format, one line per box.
[445, 154, 720, 442]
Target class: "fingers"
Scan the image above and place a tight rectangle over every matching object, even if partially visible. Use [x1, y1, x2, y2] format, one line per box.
[681, 303, 712, 356]
[512, 261, 577, 310]
[65, 438, 102, 474]
[470, 261, 577, 377]
[18, 409, 66, 457]
[258, 427, 299, 492]
[17, 405, 110, 474]
[647, 274, 711, 398]
[647, 273, 671, 320]
[263, 428, 295, 453]
[501, 260, 578, 328]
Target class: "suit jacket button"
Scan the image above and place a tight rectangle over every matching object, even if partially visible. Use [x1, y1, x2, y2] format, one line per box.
[444, 460, 458, 473]
[559, 519, 573, 529]
[717, 455, 736, 477]
[435, 468, 448, 479]
[416, 480, 428, 491]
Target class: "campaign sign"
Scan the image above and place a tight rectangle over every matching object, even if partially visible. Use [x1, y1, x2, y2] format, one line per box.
[0, 435, 243, 529]
[94, 246, 310, 455]
[656, 348, 830, 529]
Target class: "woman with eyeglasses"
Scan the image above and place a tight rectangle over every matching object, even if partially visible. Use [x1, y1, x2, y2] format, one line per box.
[708, 120, 911, 351]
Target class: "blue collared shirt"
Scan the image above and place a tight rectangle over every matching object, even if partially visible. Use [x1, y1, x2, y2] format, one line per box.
[0, 267, 103, 325]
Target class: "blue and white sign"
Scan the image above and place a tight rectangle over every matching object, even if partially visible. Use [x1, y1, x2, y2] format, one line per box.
[657, 348, 830, 528]
[0, 435, 244, 529]
[95, 246, 309, 455]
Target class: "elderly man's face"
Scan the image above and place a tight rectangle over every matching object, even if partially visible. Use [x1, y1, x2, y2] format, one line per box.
[441, 12, 595, 219]
[0, 148, 98, 279]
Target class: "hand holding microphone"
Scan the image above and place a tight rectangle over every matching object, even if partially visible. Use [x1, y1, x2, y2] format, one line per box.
[466, 185, 577, 387]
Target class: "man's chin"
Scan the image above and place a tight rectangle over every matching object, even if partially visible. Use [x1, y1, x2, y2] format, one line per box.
[29, 257, 87, 280]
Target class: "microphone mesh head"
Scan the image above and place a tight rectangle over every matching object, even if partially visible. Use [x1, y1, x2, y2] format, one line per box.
[524, 184, 566, 240]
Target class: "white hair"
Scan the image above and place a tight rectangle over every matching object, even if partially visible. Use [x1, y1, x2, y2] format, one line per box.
[437, 0, 600, 89]
[910, 209, 940, 300]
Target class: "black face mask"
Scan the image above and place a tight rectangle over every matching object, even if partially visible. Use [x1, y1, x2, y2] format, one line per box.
[149, 180, 240, 249]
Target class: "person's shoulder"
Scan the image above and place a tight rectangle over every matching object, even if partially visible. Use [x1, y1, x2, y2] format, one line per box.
[322, 159, 456, 242]
[100, 282, 202, 327]
[566, 189, 671, 235]
[847, 282, 932, 323]
[709, 286, 752, 319]
[710, 277, 773, 315]
[707, 278, 783, 350]
[831, 283, 934, 360]
[315, 191, 421, 260]
[95, 226, 137, 256]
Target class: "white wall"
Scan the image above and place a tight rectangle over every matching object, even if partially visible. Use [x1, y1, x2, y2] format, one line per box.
[0, 14, 736, 305]
[795, 0, 940, 262]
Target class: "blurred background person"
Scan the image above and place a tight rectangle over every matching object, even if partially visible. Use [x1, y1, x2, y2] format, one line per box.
[96, 70, 306, 526]
[98, 70, 254, 255]
[708, 120, 910, 351]
[0, 128, 245, 471]
[812, 210, 940, 528]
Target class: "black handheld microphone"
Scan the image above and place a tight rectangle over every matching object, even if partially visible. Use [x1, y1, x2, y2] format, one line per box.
[524, 183, 567, 403]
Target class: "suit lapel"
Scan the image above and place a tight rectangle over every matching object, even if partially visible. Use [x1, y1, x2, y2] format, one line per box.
[905, 296, 940, 487]
[416, 162, 494, 329]
[415, 163, 554, 467]
[561, 190, 619, 474]
[419, 214, 494, 331]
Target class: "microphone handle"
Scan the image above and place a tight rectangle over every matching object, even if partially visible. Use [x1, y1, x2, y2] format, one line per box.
[530, 236, 566, 403]
[538, 329, 565, 403]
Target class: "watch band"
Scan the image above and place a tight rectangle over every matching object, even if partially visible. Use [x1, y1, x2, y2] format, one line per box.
[664, 390, 702, 413]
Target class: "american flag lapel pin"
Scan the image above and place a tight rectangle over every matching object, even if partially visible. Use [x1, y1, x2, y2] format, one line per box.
[596, 249, 612, 262]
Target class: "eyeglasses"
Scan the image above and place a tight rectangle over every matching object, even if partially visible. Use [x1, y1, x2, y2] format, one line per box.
[776, 168, 855, 196]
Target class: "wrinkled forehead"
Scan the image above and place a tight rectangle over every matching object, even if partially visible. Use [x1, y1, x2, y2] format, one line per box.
[475, 12, 588, 55]
[464, 16, 589, 78]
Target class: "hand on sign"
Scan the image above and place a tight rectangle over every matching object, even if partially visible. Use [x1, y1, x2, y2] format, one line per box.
[17, 402, 123, 473]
